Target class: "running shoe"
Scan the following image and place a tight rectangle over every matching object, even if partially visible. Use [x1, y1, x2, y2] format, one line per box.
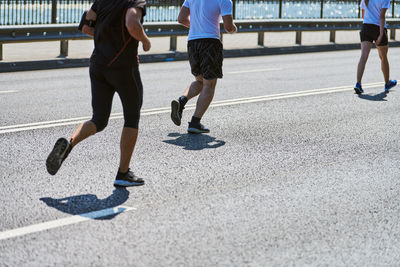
[187, 122, 210, 134]
[385, 80, 397, 92]
[46, 138, 72, 175]
[114, 169, 144, 187]
[171, 99, 183, 126]
[354, 82, 364, 94]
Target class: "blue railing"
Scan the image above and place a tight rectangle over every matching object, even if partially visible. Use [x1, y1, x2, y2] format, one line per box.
[0, 0, 399, 25]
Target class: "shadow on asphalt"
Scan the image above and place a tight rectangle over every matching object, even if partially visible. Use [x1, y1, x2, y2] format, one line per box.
[358, 91, 388, 101]
[40, 188, 129, 220]
[163, 132, 226, 150]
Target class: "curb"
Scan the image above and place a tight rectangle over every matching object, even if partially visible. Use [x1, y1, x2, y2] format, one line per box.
[1, 42, 400, 73]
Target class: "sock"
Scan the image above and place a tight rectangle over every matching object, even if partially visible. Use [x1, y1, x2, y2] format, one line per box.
[179, 96, 188, 107]
[191, 116, 201, 125]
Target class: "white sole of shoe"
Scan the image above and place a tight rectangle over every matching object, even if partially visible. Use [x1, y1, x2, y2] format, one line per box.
[187, 127, 210, 134]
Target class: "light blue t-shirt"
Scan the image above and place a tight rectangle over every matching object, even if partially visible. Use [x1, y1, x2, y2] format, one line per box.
[361, 0, 390, 27]
[183, 0, 233, 41]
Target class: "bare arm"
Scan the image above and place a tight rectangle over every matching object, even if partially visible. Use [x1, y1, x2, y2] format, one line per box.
[81, 9, 96, 37]
[376, 8, 387, 45]
[362, 9, 365, 19]
[178, 6, 190, 28]
[222, 15, 237, 34]
[126, 7, 151, 51]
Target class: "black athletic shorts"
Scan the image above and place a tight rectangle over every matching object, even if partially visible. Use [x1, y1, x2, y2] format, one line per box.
[360, 23, 388, 46]
[188, 38, 223, 80]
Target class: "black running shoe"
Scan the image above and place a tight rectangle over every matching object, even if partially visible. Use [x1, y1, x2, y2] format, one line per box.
[171, 99, 183, 126]
[114, 169, 144, 187]
[46, 138, 72, 175]
[187, 122, 210, 134]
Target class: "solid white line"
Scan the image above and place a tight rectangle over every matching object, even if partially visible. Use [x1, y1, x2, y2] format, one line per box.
[0, 90, 17, 94]
[0, 206, 135, 241]
[0, 82, 384, 135]
[227, 68, 282, 74]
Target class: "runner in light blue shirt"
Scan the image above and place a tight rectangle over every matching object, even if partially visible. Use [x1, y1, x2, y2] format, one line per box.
[170, 0, 237, 134]
[354, 0, 396, 94]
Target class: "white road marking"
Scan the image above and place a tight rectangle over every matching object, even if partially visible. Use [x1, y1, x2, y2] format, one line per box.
[0, 82, 384, 135]
[0, 206, 135, 241]
[227, 68, 282, 74]
[0, 90, 17, 94]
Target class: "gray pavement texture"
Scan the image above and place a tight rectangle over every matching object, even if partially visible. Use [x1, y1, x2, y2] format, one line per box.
[1, 49, 400, 266]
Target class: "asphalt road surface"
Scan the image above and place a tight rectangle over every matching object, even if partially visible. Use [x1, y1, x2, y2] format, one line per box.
[1, 49, 400, 266]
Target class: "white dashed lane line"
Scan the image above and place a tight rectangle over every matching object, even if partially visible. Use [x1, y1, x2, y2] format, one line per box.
[0, 82, 384, 135]
[0, 206, 135, 241]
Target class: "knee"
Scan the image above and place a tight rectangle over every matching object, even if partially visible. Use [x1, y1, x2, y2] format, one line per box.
[380, 54, 388, 61]
[91, 118, 108, 133]
[124, 119, 139, 129]
[123, 113, 140, 129]
[195, 75, 203, 83]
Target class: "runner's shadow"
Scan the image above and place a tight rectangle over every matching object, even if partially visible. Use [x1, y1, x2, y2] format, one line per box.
[163, 132, 226, 150]
[358, 91, 388, 101]
[40, 188, 129, 220]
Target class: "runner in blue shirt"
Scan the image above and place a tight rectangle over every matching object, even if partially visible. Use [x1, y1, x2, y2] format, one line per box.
[355, 0, 396, 94]
[170, 0, 237, 133]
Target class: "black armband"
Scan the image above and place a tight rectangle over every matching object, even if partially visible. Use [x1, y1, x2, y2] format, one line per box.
[78, 11, 96, 31]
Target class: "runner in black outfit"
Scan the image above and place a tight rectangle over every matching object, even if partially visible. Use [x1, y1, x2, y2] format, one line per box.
[46, 0, 151, 187]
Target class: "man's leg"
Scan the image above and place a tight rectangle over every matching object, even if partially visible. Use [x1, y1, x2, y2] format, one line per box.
[46, 64, 114, 175]
[193, 78, 217, 119]
[356, 41, 372, 84]
[377, 45, 397, 92]
[113, 66, 144, 187]
[69, 121, 97, 147]
[183, 75, 204, 100]
[187, 78, 217, 134]
[377, 45, 389, 84]
[171, 75, 203, 126]
[119, 127, 138, 173]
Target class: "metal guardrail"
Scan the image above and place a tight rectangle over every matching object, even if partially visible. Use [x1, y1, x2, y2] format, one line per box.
[1, 18, 400, 60]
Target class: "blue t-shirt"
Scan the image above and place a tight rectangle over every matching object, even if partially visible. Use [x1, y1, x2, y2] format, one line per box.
[361, 0, 390, 27]
[183, 0, 233, 41]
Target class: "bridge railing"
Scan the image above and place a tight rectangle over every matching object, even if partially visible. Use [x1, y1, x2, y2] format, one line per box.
[1, 18, 400, 60]
[1, 0, 400, 26]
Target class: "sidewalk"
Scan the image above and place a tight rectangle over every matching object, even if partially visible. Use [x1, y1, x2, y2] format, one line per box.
[1, 31, 365, 62]
[0, 30, 397, 71]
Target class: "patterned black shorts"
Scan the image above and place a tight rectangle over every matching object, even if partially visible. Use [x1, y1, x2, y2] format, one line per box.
[188, 38, 223, 80]
[360, 23, 388, 46]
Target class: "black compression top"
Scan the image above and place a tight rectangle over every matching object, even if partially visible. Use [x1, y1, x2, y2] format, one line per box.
[90, 0, 146, 68]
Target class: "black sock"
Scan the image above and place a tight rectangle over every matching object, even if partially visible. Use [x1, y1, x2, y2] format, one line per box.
[179, 96, 188, 107]
[191, 116, 201, 125]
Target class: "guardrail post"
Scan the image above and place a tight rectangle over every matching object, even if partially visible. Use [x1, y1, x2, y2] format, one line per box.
[170, 36, 177, 51]
[258, 32, 264, 46]
[390, 29, 396, 40]
[232, 0, 236, 19]
[320, 0, 324, 18]
[0, 44, 3, 61]
[279, 0, 282, 18]
[296, 31, 302, 45]
[51, 0, 57, 24]
[330, 30, 336, 43]
[60, 40, 69, 57]
[392, 0, 395, 17]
